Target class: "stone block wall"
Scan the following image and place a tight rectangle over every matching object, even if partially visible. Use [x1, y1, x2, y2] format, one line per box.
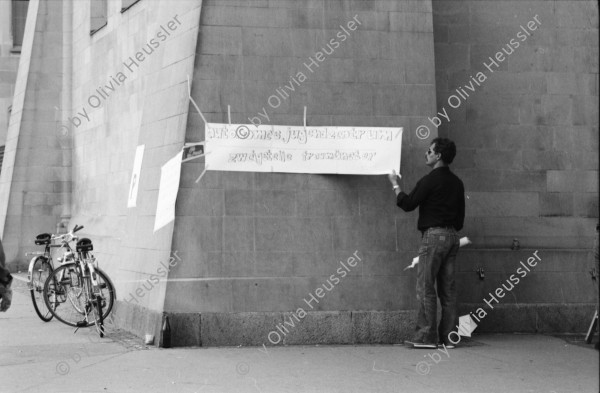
[167, 0, 438, 345]
[433, 0, 599, 331]
[65, 0, 202, 339]
[433, 0, 598, 247]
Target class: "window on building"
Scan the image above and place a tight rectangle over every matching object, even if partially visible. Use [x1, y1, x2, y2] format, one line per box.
[90, 0, 107, 35]
[121, 0, 141, 13]
[11, 0, 29, 51]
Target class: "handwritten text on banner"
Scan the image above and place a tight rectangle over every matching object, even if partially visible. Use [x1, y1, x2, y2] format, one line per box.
[205, 123, 402, 175]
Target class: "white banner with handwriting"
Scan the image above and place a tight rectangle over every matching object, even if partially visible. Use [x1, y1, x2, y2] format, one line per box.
[205, 123, 402, 175]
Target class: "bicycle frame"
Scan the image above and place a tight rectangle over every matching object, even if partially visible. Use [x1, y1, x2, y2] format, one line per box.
[52, 261, 115, 299]
[27, 233, 79, 322]
[72, 251, 106, 335]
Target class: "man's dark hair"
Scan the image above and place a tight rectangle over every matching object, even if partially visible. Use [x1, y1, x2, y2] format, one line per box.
[431, 137, 457, 164]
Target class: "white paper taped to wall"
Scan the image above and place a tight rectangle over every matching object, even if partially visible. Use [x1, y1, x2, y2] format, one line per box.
[154, 150, 183, 232]
[127, 145, 145, 208]
[205, 123, 402, 175]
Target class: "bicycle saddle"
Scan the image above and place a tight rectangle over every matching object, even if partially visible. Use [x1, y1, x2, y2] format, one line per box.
[34, 233, 51, 245]
[76, 238, 93, 252]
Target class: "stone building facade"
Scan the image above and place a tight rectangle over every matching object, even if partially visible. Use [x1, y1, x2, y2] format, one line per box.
[0, 0, 26, 174]
[0, 0, 597, 346]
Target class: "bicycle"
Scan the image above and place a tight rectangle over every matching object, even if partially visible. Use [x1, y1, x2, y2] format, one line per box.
[26, 232, 65, 322]
[27, 228, 87, 321]
[43, 225, 115, 337]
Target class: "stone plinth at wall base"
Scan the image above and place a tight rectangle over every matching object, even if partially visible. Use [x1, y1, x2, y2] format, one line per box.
[159, 311, 417, 348]
[459, 303, 597, 334]
[112, 304, 597, 347]
[163, 312, 202, 347]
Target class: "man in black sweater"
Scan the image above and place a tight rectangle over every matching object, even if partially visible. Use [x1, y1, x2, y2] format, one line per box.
[388, 137, 465, 348]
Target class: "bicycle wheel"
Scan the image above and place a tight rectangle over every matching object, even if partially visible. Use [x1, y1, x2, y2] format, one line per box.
[43, 264, 115, 328]
[30, 257, 54, 322]
[79, 268, 113, 336]
[89, 268, 117, 320]
[95, 268, 115, 320]
[44, 264, 89, 327]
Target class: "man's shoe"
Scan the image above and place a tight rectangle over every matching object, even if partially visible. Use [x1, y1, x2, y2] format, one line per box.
[404, 340, 437, 349]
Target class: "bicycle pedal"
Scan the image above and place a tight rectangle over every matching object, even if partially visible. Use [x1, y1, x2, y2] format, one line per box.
[76, 321, 87, 327]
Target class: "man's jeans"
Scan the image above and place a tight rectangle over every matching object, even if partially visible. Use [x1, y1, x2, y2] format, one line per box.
[414, 227, 460, 344]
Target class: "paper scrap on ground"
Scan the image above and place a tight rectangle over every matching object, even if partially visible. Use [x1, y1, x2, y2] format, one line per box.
[127, 145, 145, 208]
[153, 150, 183, 232]
[404, 237, 472, 270]
[458, 314, 478, 337]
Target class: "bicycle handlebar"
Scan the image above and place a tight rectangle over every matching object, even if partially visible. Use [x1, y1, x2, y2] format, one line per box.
[50, 224, 84, 244]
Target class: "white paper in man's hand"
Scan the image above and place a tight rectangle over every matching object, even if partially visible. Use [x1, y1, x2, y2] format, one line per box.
[404, 237, 472, 270]
[459, 237, 472, 247]
[403, 256, 419, 271]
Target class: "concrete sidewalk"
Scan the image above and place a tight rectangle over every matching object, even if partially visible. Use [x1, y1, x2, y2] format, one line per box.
[1, 277, 598, 393]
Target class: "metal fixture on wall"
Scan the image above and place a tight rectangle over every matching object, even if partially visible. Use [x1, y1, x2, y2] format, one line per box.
[511, 238, 520, 250]
[476, 267, 485, 280]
